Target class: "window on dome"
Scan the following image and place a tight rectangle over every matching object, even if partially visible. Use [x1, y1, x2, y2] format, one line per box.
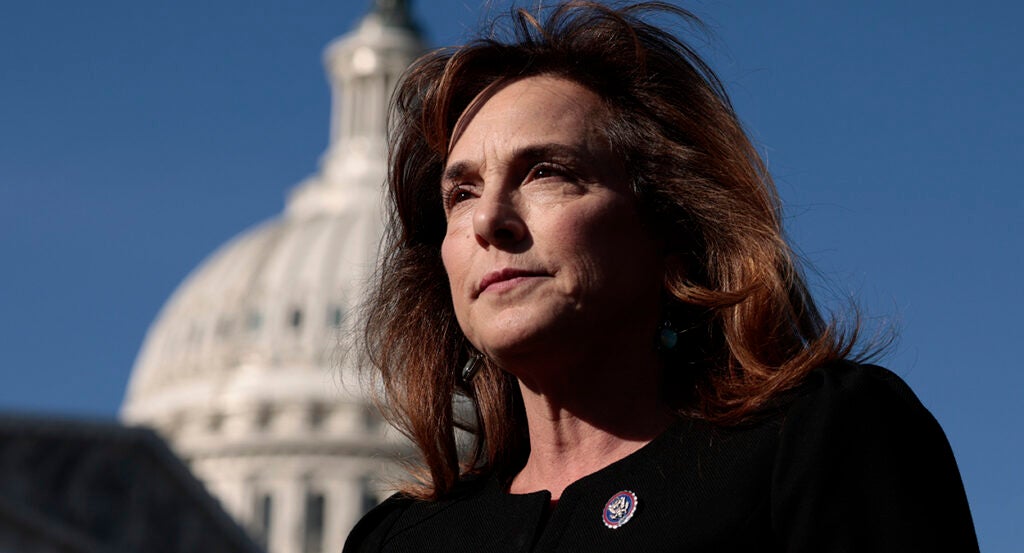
[362, 407, 381, 433]
[207, 412, 224, 433]
[302, 491, 326, 553]
[255, 404, 274, 431]
[246, 311, 262, 332]
[216, 317, 233, 337]
[308, 403, 328, 431]
[290, 308, 304, 330]
[328, 306, 345, 328]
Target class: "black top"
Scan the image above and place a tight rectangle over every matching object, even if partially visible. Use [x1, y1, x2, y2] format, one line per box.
[344, 363, 978, 552]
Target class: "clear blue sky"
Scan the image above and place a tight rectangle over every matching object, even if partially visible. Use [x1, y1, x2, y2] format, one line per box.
[1, 1, 1020, 550]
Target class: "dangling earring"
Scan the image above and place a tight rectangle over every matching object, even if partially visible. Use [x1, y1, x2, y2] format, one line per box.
[657, 319, 679, 351]
[460, 352, 483, 385]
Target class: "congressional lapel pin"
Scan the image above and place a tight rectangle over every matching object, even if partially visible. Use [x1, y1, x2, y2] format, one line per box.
[602, 490, 638, 529]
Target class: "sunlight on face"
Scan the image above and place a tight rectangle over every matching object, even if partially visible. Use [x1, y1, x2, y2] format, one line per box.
[440, 76, 664, 368]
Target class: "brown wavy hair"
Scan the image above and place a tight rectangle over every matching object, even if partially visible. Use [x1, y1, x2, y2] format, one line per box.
[361, 1, 878, 499]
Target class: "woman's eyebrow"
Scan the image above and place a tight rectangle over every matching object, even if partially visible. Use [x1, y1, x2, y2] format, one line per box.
[442, 161, 472, 184]
[513, 143, 581, 164]
[443, 143, 586, 184]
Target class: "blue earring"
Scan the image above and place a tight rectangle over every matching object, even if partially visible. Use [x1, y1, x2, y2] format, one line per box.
[658, 320, 679, 350]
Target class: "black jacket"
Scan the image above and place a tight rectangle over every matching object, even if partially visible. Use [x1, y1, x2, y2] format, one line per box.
[344, 363, 978, 552]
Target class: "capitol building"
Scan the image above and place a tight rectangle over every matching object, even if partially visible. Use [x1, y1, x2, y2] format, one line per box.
[121, 2, 424, 552]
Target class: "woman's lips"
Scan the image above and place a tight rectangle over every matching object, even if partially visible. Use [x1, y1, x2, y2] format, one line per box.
[476, 268, 547, 296]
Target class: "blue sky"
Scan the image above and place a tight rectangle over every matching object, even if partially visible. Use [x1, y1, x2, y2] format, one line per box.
[1, 1, 1020, 550]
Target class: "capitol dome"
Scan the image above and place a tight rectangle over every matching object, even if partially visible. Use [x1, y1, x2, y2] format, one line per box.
[121, 3, 424, 552]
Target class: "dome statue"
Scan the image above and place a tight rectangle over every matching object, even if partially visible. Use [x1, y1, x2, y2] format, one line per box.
[121, 3, 424, 552]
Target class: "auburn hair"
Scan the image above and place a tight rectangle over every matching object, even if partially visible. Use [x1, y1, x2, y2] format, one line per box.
[361, 1, 877, 499]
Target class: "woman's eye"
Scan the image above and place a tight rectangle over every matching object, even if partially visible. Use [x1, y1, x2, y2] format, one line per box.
[531, 163, 567, 180]
[443, 186, 475, 209]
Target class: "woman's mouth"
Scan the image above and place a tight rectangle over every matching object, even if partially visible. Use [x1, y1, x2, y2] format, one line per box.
[476, 268, 548, 296]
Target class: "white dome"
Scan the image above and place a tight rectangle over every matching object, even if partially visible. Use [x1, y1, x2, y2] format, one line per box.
[122, 205, 382, 427]
[121, 4, 424, 552]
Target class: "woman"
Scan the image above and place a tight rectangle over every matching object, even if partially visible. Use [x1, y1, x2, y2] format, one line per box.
[347, 2, 978, 551]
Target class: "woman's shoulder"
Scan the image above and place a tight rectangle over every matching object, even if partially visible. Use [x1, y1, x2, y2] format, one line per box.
[342, 476, 493, 553]
[761, 360, 935, 428]
[341, 493, 416, 553]
[775, 360, 955, 467]
[793, 360, 926, 407]
[770, 360, 979, 551]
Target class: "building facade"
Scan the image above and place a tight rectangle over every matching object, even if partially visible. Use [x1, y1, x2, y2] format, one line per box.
[121, 3, 424, 552]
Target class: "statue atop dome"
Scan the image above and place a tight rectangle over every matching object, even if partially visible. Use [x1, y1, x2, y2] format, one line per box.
[282, 0, 425, 219]
[371, 0, 418, 31]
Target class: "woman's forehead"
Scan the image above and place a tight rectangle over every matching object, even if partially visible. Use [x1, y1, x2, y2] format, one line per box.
[446, 75, 609, 160]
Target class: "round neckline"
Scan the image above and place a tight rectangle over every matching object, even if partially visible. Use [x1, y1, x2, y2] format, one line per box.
[498, 416, 686, 500]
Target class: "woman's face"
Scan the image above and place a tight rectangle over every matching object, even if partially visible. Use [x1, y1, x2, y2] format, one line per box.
[440, 75, 663, 367]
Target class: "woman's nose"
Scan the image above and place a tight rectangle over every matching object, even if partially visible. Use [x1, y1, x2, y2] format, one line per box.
[472, 192, 527, 248]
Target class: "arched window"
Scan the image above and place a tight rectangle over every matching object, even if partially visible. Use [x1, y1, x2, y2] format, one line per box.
[246, 310, 262, 332]
[328, 305, 345, 328]
[308, 403, 328, 431]
[255, 403, 274, 431]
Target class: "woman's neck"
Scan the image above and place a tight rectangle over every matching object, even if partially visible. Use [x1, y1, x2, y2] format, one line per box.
[507, 352, 674, 499]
